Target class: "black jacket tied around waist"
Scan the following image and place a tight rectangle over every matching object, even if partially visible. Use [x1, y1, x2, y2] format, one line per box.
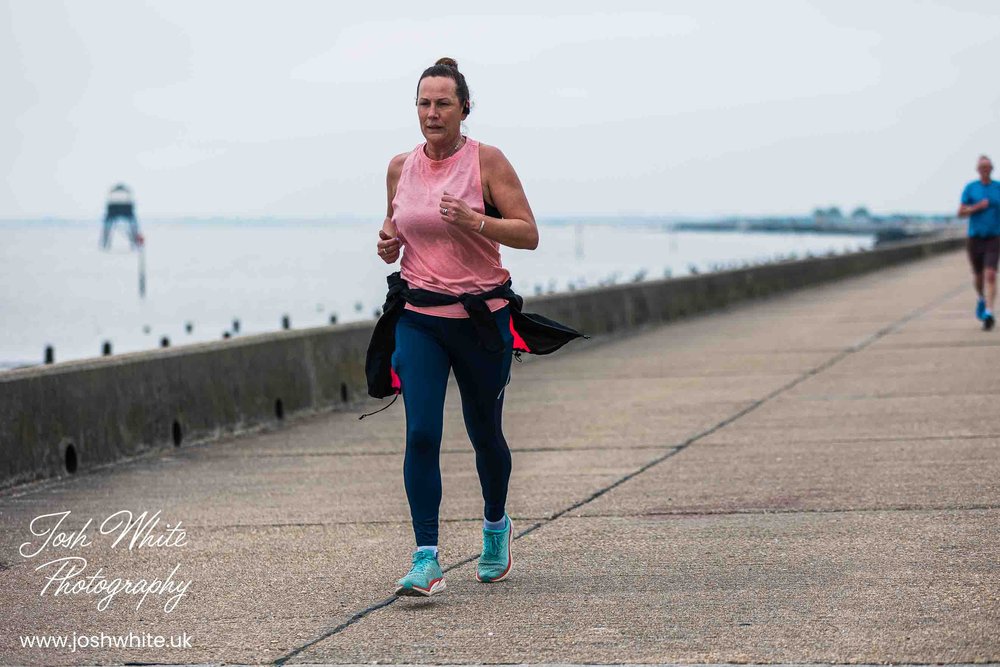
[364, 271, 589, 401]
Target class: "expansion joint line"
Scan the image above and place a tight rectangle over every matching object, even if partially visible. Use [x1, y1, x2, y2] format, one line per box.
[271, 281, 964, 666]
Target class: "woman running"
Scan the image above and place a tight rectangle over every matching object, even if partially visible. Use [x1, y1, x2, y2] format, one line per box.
[374, 57, 539, 596]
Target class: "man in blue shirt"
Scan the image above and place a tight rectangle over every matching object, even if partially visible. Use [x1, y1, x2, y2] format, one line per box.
[959, 155, 1000, 331]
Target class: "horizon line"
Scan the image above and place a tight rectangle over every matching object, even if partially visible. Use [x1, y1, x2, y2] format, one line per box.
[0, 210, 956, 223]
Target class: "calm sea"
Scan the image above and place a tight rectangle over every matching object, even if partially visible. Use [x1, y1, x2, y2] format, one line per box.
[0, 219, 872, 369]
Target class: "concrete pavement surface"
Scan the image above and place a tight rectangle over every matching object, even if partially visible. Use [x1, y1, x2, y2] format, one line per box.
[0, 250, 997, 666]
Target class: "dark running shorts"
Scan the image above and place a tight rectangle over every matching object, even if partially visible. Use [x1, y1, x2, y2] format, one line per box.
[967, 236, 1000, 273]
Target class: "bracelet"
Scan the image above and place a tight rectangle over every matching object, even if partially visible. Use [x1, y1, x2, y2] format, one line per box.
[478, 219, 485, 233]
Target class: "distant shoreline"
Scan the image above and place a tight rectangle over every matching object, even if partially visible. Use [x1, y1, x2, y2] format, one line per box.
[0, 214, 957, 227]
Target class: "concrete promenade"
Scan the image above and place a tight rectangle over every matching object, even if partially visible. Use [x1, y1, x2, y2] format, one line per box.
[0, 249, 997, 666]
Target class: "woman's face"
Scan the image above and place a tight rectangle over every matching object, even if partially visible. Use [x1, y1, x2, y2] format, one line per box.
[416, 76, 464, 143]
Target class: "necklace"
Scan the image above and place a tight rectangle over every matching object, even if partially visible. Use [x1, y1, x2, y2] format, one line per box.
[424, 134, 464, 160]
[446, 134, 463, 157]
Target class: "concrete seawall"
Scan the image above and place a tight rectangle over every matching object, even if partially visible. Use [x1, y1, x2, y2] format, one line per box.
[0, 234, 964, 491]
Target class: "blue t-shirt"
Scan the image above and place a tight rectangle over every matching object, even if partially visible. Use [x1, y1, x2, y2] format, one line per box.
[961, 180, 1000, 237]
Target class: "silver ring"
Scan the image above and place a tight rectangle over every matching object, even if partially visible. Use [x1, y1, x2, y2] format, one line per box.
[441, 207, 448, 214]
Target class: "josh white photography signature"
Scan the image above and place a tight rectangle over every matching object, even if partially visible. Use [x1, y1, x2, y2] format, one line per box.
[19, 509, 193, 612]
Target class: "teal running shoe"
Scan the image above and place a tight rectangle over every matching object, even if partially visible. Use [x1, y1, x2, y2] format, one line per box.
[395, 549, 446, 597]
[976, 297, 987, 321]
[477, 514, 513, 583]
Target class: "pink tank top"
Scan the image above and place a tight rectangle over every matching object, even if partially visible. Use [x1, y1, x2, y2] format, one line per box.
[391, 136, 510, 318]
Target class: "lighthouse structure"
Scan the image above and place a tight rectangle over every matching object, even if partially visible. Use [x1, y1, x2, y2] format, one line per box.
[100, 183, 143, 250]
[100, 183, 147, 297]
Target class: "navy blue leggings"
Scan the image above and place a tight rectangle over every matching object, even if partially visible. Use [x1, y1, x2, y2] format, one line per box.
[392, 305, 514, 547]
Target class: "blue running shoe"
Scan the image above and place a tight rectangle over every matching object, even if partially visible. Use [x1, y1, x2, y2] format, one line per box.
[976, 297, 987, 321]
[395, 549, 446, 597]
[477, 514, 513, 583]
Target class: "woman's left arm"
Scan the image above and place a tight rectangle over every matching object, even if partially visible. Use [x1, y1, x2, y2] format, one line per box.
[439, 144, 539, 250]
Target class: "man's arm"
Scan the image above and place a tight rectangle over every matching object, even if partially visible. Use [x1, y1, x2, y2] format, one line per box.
[959, 200, 990, 218]
[958, 185, 989, 218]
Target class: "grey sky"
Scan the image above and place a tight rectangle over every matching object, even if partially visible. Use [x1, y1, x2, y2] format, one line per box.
[2, 0, 998, 219]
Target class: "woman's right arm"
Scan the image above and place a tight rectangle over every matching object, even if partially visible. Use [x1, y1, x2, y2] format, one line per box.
[377, 153, 408, 263]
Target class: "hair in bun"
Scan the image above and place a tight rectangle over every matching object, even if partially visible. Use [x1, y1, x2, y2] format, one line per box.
[417, 57, 471, 117]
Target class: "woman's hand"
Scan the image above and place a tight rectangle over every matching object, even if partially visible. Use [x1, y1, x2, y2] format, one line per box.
[377, 229, 401, 263]
[439, 190, 479, 232]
